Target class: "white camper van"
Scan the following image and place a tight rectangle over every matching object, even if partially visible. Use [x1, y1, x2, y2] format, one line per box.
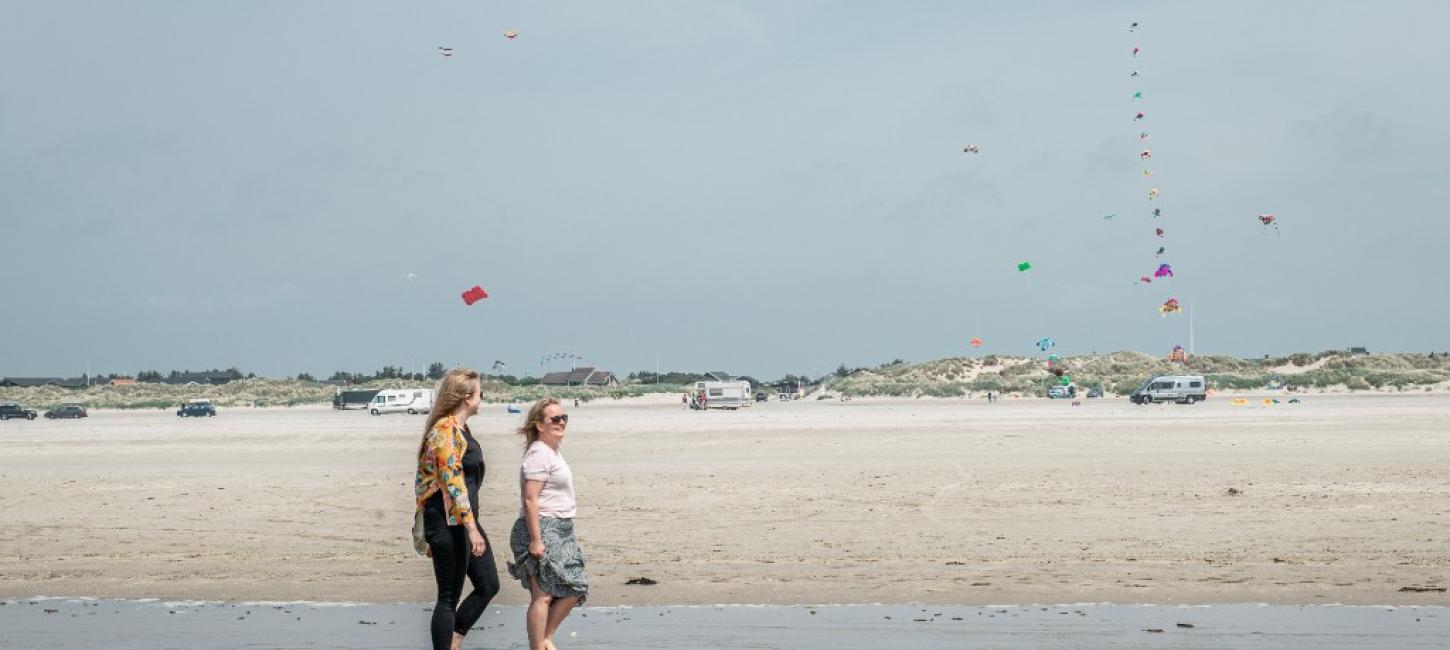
[369, 388, 435, 415]
[693, 381, 749, 410]
[1129, 375, 1207, 405]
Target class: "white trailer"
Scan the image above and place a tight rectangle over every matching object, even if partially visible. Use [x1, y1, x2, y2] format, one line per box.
[369, 388, 435, 415]
[693, 381, 748, 410]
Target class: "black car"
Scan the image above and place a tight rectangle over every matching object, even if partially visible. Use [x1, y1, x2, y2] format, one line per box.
[755, 392, 768, 402]
[0, 402, 39, 420]
[45, 405, 89, 419]
[177, 401, 217, 417]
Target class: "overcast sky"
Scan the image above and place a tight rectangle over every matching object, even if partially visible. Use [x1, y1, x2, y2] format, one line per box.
[3, 1, 1448, 379]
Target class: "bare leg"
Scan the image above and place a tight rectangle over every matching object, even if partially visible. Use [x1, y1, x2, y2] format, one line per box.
[451, 631, 463, 650]
[527, 576, 552, 650]
[543, 596, 578, 646]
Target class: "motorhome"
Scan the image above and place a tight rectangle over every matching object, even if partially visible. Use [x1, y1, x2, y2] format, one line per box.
[369, 388, 435, 415]
[1129, 375, 1207, 404]
[692, 381, 751, 410]
[333, 389, 382, 410]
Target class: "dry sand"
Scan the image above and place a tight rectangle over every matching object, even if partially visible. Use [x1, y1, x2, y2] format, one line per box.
[1, 394, 1447, 606]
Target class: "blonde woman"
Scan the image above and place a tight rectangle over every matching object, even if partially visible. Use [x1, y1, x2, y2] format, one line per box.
[415, 368, 501, 650]
[507, 398, 588, 650]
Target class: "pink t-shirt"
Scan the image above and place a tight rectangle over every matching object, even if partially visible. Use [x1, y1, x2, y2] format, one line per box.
[518, 440, 576, 519]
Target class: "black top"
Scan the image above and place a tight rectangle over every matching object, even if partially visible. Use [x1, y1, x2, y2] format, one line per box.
[425, 424, 485, 526]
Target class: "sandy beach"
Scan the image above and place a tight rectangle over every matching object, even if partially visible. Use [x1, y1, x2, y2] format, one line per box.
[1, 394, 1447, 606]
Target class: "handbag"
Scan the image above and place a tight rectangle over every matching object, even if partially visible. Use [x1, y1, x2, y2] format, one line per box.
[412, 508, 429, 556]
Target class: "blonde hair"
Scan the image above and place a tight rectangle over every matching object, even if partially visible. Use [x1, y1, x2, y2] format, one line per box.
[423, 367, 481, 439]
[516, 397, 561, 451]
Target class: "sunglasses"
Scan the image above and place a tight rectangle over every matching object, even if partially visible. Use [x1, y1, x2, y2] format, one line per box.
[548, 414, 569, 425]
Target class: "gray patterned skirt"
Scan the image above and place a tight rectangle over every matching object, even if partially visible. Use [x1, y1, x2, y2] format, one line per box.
[507, 516, 589, 605]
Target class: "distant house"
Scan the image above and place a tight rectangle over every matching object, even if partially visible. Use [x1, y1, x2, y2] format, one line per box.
[540, 367, 620, 387]
[0, 377, 63, 388]
[0, 376, 106, 388]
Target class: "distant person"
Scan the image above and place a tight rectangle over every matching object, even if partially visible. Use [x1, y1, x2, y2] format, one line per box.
[415, 368, 500, 650]
[508, 398, 588, 650]
[682, 393, 688, 409]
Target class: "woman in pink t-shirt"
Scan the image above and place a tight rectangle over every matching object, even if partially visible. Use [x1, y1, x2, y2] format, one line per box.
[506, 398, 588, 650]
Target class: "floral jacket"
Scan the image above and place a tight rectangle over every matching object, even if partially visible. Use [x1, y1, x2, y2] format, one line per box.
[414, 415, 476, 527]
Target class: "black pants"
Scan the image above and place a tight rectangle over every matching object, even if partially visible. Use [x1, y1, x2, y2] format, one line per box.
[428, 520, 501, 650]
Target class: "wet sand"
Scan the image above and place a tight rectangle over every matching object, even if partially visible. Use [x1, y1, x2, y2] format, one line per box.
[0, 394, 1447, 606]
[3, 598, 1446, 649]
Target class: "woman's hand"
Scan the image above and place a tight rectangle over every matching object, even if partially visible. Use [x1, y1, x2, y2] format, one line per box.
[468, 525, 486, 557]
[529, 539, 546, 559]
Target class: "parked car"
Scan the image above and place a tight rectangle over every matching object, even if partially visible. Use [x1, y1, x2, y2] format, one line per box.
[44, 405, 88, 419]
[0, 402, 39, 420]
[755, 392, 768, 402]
[177, 400, 217, 417]
[1046, 385, 1077, 399]
[1086, 386, 1104, 399]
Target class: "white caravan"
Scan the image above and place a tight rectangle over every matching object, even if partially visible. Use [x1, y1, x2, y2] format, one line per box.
[1129, 375, 1207, 405]
[693, 381, 750, 410]
[369, 388, 435, 415]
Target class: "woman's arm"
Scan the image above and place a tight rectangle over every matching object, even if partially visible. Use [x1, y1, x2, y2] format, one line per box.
[522, 478, 546, 558]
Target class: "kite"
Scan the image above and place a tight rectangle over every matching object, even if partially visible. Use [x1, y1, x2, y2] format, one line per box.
[1133, 46, 1140, 57]
[1148, 188, 1159, 199]
[1103, 213, 1116, 220]
[1138, 275, 1153, 284]
[438, 46, 453, 58]
[963, 144, 981, 154]
[1143, 169, 1153, 177]
[1259, 213, 1280, 236]
[1155, 227, 1165, 237]
[1154, 263, 1173, 278]
[1140, 150, 1151, 160]
[1135, 112, 1145, 121]
[1017, 261, 1032, 272]
[1036, 337, 1055, 352]
[1047, 354, 1061, 364]
[1133, 91, 1143, 100]
[1060, 376, 1073, 386]
[504, 30, 519, 39]
[406, 272, 417, 279]
[1130, 22, 1140, 31]
[1139, 131, 1149, 141]
[1159, 297, 1182, 316]
[1051, 367, 1066, 377]
[492, 360, 507, 373]
[970, 337, 983, 348]
[461, 285, 488, 305]
[1153, 208, 1161, 217]
[1156, 246, 1165, 256]
[1131, 69, 1141, 77]
[1168, 345, 1187, 363]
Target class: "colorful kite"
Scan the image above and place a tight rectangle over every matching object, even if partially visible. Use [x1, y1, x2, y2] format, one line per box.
[1131, 69, 1141, 77]
[963, 144, 981, 154]
[1036, 337, 1055, 352]
[1159, 297, 1182, 316]
[438, 46, 453, 58]
[970, 337, 983, 348]
[1154, 263, 1174, 278]
[1259, 213, 1280, 237]
[504, 30, 519, 39]
[1133, 46, 1140, 57]
[1135, 112, 1145, 121]
[1138, 275, 1153, 284]
[1133, 91, 1143, 100]
[1140, 150, 1152, 160]
[461, 285, 488, 305]
[1155, 246, 1165, 257]
[1148, 187, 1159, 199]
[1155, 227, 1165, 237]
[1017, 261, 1032, 273]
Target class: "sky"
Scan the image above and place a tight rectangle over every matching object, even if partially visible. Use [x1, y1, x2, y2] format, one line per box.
[3, 1, 1448, 380]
